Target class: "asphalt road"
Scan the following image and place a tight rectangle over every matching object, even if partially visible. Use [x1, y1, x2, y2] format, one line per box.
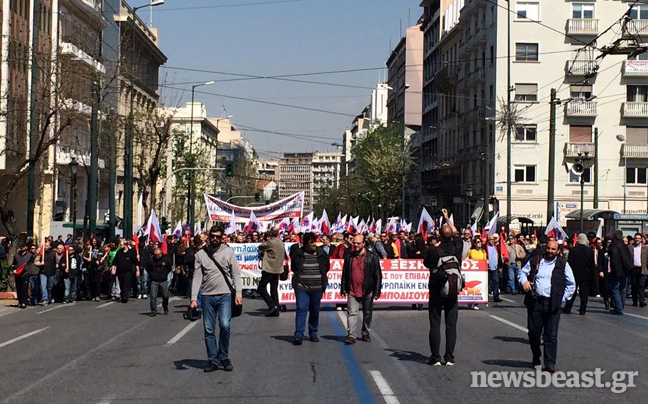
[0, 293, 646, 404]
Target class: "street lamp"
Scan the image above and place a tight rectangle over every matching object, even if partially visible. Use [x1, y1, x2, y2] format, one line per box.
[465, 185, 473, 227]
[69, 156, 79, 239]
[617, 134, 627, 213]
[187, 80, 216, 228]
[179, 194, 186, 223]
[124, 0, 165, 240]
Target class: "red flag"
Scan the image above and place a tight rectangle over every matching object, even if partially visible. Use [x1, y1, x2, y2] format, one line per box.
[481, 227, 487, 244]
[161, 234, 168, 255]
[533, 229, 538, 240]
[132, 233, 139, 253]
[500, 236, 510, 262]
[573, 233, 578, 245]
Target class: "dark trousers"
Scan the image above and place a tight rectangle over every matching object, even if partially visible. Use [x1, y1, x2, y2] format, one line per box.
[149, 280, 169, 313]
[257, 271, 279, 309]
[563, 280, 590, 314]
[598, 274, 609, 306]
[428, 293, 458, 363]
[90, 270, 102, 299]
[528, 297, 561, 367]
[489, 270, 500, 299]
[15, 274, 29, 306]
[630, 267, 646, 305]
[118, 272, 132, 303]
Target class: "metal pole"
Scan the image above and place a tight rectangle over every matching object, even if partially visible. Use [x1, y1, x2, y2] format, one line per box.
[624, 156, 627, 213]
[547, 89, 557, 221]
[72, 171, 77, 239]
[506, 0, 512, 232]
[88, 82, 99, 237]
[580, 172, 585, 234]
[108, 109, 116, 241]
[188, 85, 196, 229]
[401, 126, 406, 220]
[123, 15, 136, 239]
[26, 0, 41, 236]
[483, 126, 490, 225]
[593, 127, 599, 209]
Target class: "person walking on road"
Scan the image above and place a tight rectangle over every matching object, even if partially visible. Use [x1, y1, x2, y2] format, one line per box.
[290, 232, 330, 345]
[257, 228, 285, 317]
[628, 233, 648, 308]
[11, 243, 34, 309]
[341, 234, 382, 345]
[519, 240, 575, 372]
[111, 239, 140, 304]
[423, 209, 463, 366]
[563, 234, 595, 315]
[147, 247, 173, 316]
[608, 230, 633, 315]
[191, 226, 243, 373]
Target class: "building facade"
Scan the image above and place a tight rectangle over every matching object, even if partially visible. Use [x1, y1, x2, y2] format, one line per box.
[279, 153, 314, 212]
[312, 151, 341, 207]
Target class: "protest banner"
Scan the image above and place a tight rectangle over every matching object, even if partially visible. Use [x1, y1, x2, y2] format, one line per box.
[204, 192, 304, 223]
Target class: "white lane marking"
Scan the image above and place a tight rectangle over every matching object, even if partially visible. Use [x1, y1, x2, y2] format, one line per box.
[165, 322, 199, 346]
[97, 302, 115, 309]
[625, 312, 648, 321]
[36, 303, 75, 315]
[489, 315, 528, 333]
[0, 327, 50, 349]
[95, 394, 115, 404]
[499, 297, 516, 303]
[0, 318, 152, 403]
[369, 370, 400, 404]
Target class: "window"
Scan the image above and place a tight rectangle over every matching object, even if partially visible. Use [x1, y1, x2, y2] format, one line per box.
[516, 125, 537, 142]
[627, 85, 648, 102]
[573, 4, 594, 19]
[626, 127, 648, 144]
[569, 125, 592, 142]
[570, 167, 591, 183]
[630, 5, 648, 20]
[490, 45, 495, 64]
[516, 43, 538, 61]
[515, 83, 538, 102]
[570, 84, 592, 100]
[516, 2, 539, 20]
[514, 165, 536, 182]
[626, 167, 648, 185]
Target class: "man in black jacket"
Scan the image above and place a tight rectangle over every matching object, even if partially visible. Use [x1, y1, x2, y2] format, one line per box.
[341, 234, 382, 345]
[608, 230, 633, 315]
[147, 247, 173, 316]
[423, 209, 463, 366]
[110, 239, 140, 303]
[563, 234, 595, 315]
[35, 243, 56, 306]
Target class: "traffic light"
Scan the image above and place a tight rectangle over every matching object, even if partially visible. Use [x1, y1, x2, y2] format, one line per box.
[226, 162, 233, 177]
[160, 216, 169, 232]
[254, 192, 260, 202]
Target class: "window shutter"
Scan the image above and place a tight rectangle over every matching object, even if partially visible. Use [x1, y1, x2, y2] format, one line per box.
[626, 127, 648, 144]
[515, 83, 537, 95]
[569, 125, 592, 142]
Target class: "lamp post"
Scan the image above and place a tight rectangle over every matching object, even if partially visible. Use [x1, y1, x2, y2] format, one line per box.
[187, 80, 216, 228]
[124, 0, 164, 240]
[179, 194, 186, 223]
[465, 185, 474, 227]
[616, 134, 627, 213]
[69, 157, 79, 239]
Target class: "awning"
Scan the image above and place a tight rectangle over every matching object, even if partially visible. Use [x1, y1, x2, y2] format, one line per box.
[470, 201, 484, 222]
[497, 216, 535, 225]
[564, 209, 621, 221]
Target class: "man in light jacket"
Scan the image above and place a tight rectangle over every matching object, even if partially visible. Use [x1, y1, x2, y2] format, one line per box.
[191, 226, 243, 373]
[257, 227, 285, 317]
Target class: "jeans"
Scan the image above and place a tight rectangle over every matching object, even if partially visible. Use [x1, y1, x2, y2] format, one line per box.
[428, 292, 458, 363]
[40, 273, 55, 303]
[257, 271, 280, 309]
[138, 268, 149, 295]
[64, 277, 77, 303]
[294, 290, 323, 339]
[630, 267, 646, 305]
[111, 275, 121, 298]
[202, 294, 232, 365]
[117, 272, 132, 302]
[563, 280, 590, 314]
[507, 265, 518, 292]
[29, 275, 41, 304]
[149, 280, 169, 313]
[489, 269, 500, 299]
[610, 273, 627, 314]
[16, 274, 30, 306]
[528, 296, 562, 367]
[346, 293, 374, 338]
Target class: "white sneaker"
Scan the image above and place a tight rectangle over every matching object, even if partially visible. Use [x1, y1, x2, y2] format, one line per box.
[138, 294, 143, 299]
[446, 362, 455, 367]
[473, 306, 480, 310]
[431, 361, 442, 367]
[142, 294, 148, 299]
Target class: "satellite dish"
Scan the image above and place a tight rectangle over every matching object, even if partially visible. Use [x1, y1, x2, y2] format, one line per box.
[616, 134, 626, 142]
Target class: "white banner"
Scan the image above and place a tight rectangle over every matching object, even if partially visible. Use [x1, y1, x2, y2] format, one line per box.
[204, 192, 304, 223]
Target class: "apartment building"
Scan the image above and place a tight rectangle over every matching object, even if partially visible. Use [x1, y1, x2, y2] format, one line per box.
[421, 0, 648, 227]
[312, 151, 341, 206]
[279, 153, 314, 212]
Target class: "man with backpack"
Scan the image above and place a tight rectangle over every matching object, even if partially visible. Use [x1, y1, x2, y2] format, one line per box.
[518, 240, 575, 372]
[423, 209, 464, 367]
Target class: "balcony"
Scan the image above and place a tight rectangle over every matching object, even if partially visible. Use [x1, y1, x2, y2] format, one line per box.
[622, 102, 648, 118]
[564, 142, 595, 158]
[433, 65, 458, 90]
[566, 19, 599, 35]
[63, 99, 92, 115]
[469, 67, 486, 86]
[565, 101, 597, 118]
[60, 42, 106, 74]
[626, 20, 648, 37]
[622, 60, 648, 78]
[565, 60, 597, 76]
[56, 144, 105, 169]
[622, 144, 648, 159]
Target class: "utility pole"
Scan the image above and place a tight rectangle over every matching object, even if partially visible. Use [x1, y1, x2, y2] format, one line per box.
[593, 127, 599, 209]
[108, 108, 116, 241]
[401, 126, 406, 220]
[506, 0, 512, 232]
[547, 88, 557, 222]
[26, 0, 41, 236]
[123, 14, 136, 241]
[483, 126, 490, 225]
[88, 82, 99, 237]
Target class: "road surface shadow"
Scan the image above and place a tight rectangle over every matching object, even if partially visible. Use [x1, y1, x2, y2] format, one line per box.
[482, 359, 532, 368]
[173, 359, 208, 370]
[271, 335, 296, 344]
[247, 310, 270, 317]
[493, 335, 528, 344]
[321, 335, 346, 343]
[385, 348, 429, 364]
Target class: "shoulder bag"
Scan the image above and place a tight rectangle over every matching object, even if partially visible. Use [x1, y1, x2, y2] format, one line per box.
[203, 246, 243, 318]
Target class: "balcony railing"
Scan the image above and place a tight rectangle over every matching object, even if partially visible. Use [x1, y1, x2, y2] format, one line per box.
[565, 101, 597, 117]
[60, 42, 106, 74]
[626, 20, 648, 36]
[433, 65, 458, 87]
[566, 19, 599, 35]
[564, 142, 595, 158]
[56, 144, 106, 168]
[566, 60, 596, 76]
[622, 102, 648, 118]
[622, 144, 648, 158]
[622, 60, 648, 77]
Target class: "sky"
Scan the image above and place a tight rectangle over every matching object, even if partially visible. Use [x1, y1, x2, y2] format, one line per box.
[149, 0, 423, 159]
